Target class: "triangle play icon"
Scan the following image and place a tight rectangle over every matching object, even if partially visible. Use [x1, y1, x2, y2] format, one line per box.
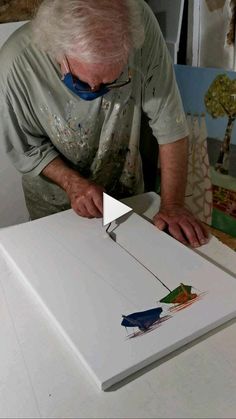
[103, 193, 132, 226]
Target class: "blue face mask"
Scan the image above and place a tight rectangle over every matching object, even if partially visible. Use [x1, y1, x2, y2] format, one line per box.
[62, 57, 131, 101]
[63, 73, 110, 101]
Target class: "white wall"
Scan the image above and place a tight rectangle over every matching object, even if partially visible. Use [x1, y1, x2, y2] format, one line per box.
[187, 0, 235, 70]
[0, 21, 29, 228]
[199, 0, 235, 69]
[147, 0, 184, 63]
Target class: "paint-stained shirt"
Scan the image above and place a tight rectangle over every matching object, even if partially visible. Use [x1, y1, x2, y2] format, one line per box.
[0, 0, 188, 218]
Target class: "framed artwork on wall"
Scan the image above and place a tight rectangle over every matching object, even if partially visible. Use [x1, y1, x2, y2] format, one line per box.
[175, 64, 236, 237]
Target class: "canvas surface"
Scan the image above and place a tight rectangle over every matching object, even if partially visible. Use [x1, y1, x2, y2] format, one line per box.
[0, 198, 236, 390]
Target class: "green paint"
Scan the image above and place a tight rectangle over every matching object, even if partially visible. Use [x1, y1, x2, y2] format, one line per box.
[212, 208, 236, 238]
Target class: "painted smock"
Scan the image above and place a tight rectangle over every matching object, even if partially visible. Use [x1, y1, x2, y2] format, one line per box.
[0, 0, 188, 219]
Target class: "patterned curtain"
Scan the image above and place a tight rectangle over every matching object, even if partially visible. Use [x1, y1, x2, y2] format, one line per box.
[185, 113, 213, 225]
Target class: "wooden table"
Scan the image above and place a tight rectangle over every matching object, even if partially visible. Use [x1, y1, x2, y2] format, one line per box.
[207, 226, 236, 251]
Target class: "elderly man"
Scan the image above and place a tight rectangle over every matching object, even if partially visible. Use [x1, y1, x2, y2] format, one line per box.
[0, 0, 208, 247]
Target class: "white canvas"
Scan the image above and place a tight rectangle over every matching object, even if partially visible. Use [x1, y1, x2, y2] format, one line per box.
[0, 201, 236, 390]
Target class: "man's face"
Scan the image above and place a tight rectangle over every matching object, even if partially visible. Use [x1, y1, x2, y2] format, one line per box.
[61, 57, 127, 91]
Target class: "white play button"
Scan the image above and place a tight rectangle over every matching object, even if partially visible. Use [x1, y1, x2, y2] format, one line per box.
[103, 193, 132, 226]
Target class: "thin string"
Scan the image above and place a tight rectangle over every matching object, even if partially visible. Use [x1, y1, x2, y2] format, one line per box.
[106, 226, 171, 293]
[106, 223, 112, 234]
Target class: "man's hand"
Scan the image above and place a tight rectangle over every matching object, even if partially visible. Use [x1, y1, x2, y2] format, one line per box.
[65, 176, 104, 218]
[42, 157, 104, 218]
[153, 204, 209, 248]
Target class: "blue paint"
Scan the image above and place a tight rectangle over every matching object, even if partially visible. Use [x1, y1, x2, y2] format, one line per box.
[121, 307, 163, 332]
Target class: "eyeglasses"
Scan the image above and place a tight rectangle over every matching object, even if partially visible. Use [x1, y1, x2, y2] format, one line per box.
[64, 57, 132, 93]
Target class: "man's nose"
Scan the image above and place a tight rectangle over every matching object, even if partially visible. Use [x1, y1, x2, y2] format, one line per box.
[90, 84, 101, 92]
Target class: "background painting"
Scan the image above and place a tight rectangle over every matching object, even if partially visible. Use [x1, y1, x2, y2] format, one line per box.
[175, 64, 236, 237]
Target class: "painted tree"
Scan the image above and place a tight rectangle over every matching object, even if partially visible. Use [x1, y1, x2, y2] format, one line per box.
[205, 74, 236, 174]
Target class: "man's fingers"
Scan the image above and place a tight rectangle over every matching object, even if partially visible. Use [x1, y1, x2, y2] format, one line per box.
[85, 196, 102, 218]
[199, 221, 210, 240]
[70, 186, 104, 219]
[93, 191, 103, 215]
[178, 220, 202, 247]
[153, 216, 167, 231]
[72, 201, 93, 218]
[179, 217, 209, 247]
[168, 223, 189, 246]
[191, 221, 209, 245]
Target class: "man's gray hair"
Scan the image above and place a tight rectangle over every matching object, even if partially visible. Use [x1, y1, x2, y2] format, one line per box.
[32, 0, 145, 64]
